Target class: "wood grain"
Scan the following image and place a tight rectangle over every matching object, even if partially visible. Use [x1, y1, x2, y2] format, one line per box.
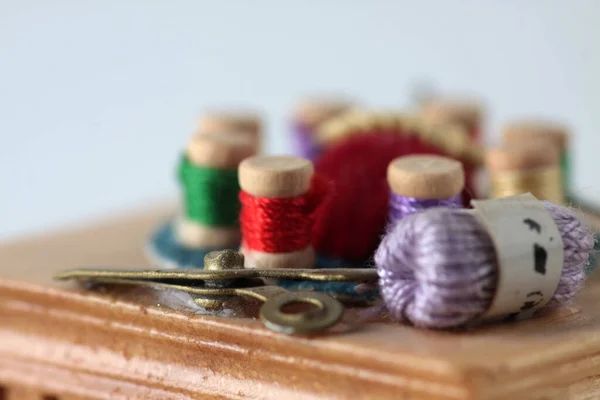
[1, 206, 600, 399]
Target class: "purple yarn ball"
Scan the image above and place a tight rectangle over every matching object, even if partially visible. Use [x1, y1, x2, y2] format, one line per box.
[375, 202, 595, 329]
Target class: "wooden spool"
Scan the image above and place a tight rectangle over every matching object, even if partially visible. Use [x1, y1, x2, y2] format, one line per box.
[197, 110, 262, 151]
[502, 120, 571, 193]
[502, 120, 569, 152]
[238, 155, 315, 269]
[176, 132, 255, 249]
[387, 155, 465, 199]
[420, 97, 483, 142]
[486, 142, 563, 204]
[293, 97, 354, 130]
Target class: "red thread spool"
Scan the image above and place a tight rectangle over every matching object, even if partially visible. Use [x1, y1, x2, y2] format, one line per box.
[239, 156, 328, 269]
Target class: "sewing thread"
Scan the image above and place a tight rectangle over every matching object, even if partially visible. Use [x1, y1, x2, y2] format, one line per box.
[293, 122, 320, 161]
[388, 194, 462, 225]
[375, 201, 594, 329]
[313, 133, 460, 263]
[178, 154, 241, 226]
[239, 175, 329, 253]
[490, 166, 563, 205]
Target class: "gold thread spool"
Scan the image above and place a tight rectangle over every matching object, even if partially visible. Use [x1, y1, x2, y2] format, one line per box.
[238, 155, 316, 269]
[486, 143, 563, 204]
[176, 132, 256, 250]
[197, 109, 262, 152]
[501, 120, 570, 191]
[502, 120, 569, 153]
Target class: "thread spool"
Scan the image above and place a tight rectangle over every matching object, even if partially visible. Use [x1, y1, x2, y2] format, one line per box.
[420, 97, 484, 143]
[292, 97, 354, 160]
[502, 121, 570, 192]
[147, 132, 256, 269]
[176, 132, 255, 250]
[375, 201, 594, 329]
[486, 142, 563, 204]
[387, 155, 464, 225]
[239, 156, 326, 269]
[198, 110, 262, 152]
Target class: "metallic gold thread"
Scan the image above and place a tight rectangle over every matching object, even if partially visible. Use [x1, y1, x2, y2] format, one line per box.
[490, 166, 564, 204]
[315, 110, 483, 165]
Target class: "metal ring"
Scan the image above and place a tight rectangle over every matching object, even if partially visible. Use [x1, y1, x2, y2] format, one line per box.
[259, 291, 344, 335]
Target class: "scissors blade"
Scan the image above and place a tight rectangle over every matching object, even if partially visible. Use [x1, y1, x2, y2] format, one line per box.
[54, 267, 378, 284]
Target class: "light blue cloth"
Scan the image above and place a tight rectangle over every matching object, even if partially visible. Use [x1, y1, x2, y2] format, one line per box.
[148, 220, 221, 268]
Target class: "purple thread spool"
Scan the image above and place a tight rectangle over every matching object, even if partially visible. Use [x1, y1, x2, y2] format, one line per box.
[375, 202, 594, 329]
[293, 122, 319, 161]
[387, 155, 465, 226]
[292, 97, 354, 161]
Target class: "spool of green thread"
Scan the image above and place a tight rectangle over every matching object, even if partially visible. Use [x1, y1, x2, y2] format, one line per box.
[179, 156, 240, 226]
[502, 120, 570, 193]
[176, 132, 255, 249]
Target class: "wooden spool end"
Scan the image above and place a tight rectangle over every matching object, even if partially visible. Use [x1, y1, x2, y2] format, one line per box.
[198, 110, 262, 136]
[420, 97, 483, 130]
[486, 142, 559, 172]
[502, 120, 570, 151]
[239, 156, 314, 198]
[387, 155, 465, 199]
[187, 132, 256, 169]
[242, 247, 315, 269]
[197, 109, 262, 150]
[294, 96, 354, 129]
[175, 216, 241, 249]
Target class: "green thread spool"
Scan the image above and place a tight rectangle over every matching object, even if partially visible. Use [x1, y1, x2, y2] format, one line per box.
[176, 132, 256, 249]
[503, 120, 570, 193]
[179, 156, 240, 226]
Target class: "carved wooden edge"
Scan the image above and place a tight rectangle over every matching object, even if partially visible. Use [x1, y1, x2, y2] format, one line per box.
[2, 280, 600, 399]
[0, 282, 459, 399]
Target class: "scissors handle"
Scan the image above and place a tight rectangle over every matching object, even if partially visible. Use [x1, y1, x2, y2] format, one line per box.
[228, 286, 344, 335]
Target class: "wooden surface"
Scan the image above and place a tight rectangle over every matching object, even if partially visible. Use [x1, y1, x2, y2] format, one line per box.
[1, 206, 600, 399]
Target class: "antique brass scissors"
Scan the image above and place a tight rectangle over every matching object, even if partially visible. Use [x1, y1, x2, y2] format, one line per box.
[54, 250, 378, 335]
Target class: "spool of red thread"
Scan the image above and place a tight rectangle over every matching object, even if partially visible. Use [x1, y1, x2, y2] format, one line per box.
[239, 156, 327, 269]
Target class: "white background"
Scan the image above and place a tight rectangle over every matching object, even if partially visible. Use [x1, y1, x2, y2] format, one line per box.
[1, 0, 599, 240]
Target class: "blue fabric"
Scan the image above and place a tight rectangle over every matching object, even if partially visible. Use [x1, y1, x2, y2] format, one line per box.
[276, 255, 380, 302]
[149, 220, 226, 268]
[148, 222, 379, 301]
